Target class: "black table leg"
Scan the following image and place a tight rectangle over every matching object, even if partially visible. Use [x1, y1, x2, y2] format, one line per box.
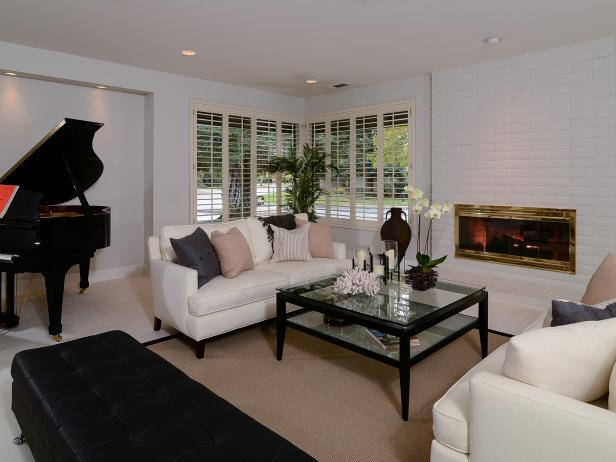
[478, 291, 489, 359]
[276, 293, 286, 361]
[399, 333, 410, 421]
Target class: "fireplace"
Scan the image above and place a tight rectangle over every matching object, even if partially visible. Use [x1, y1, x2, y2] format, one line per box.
[455, 205, 576, 273]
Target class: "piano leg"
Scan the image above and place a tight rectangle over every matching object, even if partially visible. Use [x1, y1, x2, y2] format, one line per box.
[79, 259, 90, 294]
[43, 270, 67, 341]
[0, 272, 20, 328]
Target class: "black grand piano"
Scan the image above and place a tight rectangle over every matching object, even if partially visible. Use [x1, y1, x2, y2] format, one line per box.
[0, 118, 111, 340]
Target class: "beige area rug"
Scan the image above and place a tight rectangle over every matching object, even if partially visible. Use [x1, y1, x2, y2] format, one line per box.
[150, 323, 508, 462]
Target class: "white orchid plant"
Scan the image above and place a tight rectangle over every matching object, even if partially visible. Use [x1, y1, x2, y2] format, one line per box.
[405, 185, 452, 272]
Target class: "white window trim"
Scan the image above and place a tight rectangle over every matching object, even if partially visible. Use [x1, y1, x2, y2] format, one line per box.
[190, 99, 415, 230]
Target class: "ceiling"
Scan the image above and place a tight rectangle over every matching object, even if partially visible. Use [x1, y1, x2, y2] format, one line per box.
[1, 0, 616, 97]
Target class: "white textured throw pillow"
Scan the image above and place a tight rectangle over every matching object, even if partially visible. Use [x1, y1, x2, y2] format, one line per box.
[271, 223, 312, 263]
[502, 318, 616, 402]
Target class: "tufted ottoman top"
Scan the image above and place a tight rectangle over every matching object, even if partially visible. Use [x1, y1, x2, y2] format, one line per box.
[11, 330, 315, 462]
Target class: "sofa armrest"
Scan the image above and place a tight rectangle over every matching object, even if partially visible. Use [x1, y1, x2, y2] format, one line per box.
[150, 259, 198, 334]
[148, 235, 162, 261]
[470, 372, 616, 462]
[332, 242, 346, 260]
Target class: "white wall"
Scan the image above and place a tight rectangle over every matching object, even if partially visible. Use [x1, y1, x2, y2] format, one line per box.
[431, 37, 616, 302]
[304, 76, 431, 259]
[0, 41, 304, 237]
[0, 75, 145, 275]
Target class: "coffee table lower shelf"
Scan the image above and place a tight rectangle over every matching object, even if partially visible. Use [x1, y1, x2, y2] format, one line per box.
[286, 310, 478, 367]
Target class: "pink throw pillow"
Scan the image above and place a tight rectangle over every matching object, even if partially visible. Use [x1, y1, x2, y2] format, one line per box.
[295, 218, 335, 259]
[210, 227, 254, 278]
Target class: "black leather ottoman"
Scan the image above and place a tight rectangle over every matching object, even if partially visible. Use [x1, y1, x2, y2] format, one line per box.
[11, 330, 316, 462]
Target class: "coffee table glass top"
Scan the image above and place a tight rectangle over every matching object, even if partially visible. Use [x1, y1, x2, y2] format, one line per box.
[277, 276, 484, 326]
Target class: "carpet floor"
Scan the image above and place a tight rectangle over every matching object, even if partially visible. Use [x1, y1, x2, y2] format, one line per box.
[150, 323, 508, 462]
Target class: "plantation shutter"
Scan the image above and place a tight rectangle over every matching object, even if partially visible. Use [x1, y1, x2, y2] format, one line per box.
[330, 118, 351, 219]
[280, 122, 299, 213]
[228, 115, 252, 220]
[256, 118, 278, 217]
[383, 110, 410, 218]
[195, 111, 223, 223]
[355, 115, 378, 221]
[309, 122, 327, 217]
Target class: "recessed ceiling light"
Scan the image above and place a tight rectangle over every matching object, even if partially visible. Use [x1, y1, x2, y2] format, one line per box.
[4, 72, 17, 76]
[181, 50, 197, 56]
[96, 85, 107, 89]
[482, 36, 503, 45]
[306, 79, 318, 84]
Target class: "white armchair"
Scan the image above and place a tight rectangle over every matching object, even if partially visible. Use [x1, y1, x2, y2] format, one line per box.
[467, 372, 616, 462]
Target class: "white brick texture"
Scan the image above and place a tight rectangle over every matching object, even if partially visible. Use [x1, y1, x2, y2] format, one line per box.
[431, 37, 616, 300]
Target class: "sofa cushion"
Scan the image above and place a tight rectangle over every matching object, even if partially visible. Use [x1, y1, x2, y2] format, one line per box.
[247, 217, 272, 264]
[551, 299, 616, 327]
[609, 361, 616, 411]
[271, 223, 312, 262]
[581, 254, 616, 305]
[170, 227, 221, 287]
[256, 258, 352, 284]
[211, 227, 255, 278]
[432, 343, 507, 454]
[502, 318, 616, 402]
[160, 219, 256, 263]
[188, 270, 288, 317]
[295, 218, 335, 259]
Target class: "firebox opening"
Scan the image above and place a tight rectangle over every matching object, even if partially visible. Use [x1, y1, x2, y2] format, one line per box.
[455, 205, 576, 273]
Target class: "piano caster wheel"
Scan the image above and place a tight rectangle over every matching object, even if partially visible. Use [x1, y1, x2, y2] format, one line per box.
[52, 334, 63, 342]
[79, 288, 86, 294]
[13, 434, 26, 445]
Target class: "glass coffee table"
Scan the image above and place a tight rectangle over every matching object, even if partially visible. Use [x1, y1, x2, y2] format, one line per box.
[276, 276, 488, 421]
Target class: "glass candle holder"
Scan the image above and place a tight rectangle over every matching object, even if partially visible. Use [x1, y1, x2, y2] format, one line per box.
[382, 240, 398, 276]
[354, 246, 369, 270]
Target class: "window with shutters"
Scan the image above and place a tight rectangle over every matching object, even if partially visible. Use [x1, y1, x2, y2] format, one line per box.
[329, 118, 351, 219]
[383, 110, 410, 219]
[255, 119, 278, 217]
[192, 100, 413, 229]
[355, 115, 378, 221]
[192, 103, 301, 223]
[195, 111, 223, 223]
[305, 101, 414, 229]
[228, 115, 252, 220]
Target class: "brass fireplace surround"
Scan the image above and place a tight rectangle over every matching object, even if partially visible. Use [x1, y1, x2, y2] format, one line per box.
[455, 204, 576, 273]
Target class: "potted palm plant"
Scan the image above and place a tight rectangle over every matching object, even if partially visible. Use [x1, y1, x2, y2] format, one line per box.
[263, 143, 337, 221]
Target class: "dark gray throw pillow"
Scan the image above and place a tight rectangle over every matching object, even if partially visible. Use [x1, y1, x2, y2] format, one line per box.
[550, 299, 616, 327]
[170, 227, 220, 287]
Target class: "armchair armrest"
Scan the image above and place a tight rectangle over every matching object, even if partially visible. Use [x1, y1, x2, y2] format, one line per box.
[470, 372, 616, 462]
[332, 242, 347, 260]
[150, 259, 198, 334]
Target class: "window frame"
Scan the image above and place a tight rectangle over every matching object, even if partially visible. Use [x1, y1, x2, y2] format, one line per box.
[190, 101, 304, 224]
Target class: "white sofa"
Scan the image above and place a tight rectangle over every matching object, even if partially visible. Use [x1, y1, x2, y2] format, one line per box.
[147, 215, 352, 358]
[430, 314, 616, 462]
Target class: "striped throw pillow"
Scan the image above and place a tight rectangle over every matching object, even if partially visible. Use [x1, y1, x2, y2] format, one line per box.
[271, 223, 312, 262]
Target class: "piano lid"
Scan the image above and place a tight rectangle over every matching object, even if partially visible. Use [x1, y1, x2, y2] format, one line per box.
[0, 118, 104, 206]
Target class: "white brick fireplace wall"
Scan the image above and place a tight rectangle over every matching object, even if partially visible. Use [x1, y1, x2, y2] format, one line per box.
[431, 37, 616, 306]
